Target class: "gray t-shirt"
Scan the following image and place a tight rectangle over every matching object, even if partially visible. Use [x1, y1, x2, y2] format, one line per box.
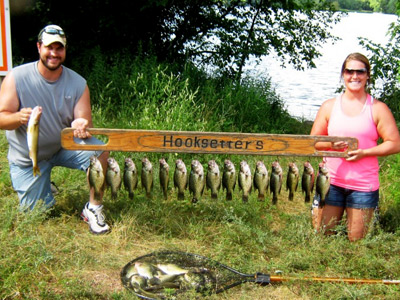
[6, 61, 86, 167]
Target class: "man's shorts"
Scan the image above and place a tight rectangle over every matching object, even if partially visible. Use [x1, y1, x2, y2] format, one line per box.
[9, 137, 104, 210]
[325, 184, 379, 209]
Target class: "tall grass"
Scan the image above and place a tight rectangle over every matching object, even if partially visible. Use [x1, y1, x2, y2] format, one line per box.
[1, 52, 400, 299]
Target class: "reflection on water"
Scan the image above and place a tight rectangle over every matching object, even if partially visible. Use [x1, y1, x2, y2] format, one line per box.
[244, 12, 398, 121]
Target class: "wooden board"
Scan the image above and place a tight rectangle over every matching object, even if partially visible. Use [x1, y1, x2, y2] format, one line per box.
[61, 128, 358, 157]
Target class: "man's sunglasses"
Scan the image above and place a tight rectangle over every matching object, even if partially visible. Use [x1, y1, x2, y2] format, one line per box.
[41, 27, 65, 37]
[344, 68, 367, 76]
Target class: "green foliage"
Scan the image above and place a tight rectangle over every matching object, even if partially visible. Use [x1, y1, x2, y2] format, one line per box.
[72, 50, 307, 136]
[11, 0, 340, 80]
[359, 18, 400, 120]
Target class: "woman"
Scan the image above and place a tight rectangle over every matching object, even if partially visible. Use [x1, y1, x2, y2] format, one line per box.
[311, 52, 400, 241]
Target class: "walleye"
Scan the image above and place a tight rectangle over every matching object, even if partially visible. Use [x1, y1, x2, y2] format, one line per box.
[189, 160, 205, 203]
[27, 106, 42, 176]
[159, 158, 170, 200]
[238, 160, 252, 202]
[206, 160, 221, 199]
[270, 161, 283, 205]
[173, 159, 188, 200]
[301, 161, 315, 203]
[123, 158, 138, 200]
[106, 157, 121, 199]
[88, 155, 105, 199]
[141, 157, 154, 198]
[222, 159, 236, 201]
[253, 161, 269, 201]
[286, 162, 299, 201]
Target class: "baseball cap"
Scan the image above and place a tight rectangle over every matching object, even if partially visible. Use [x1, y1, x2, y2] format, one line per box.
[38, 25, 67, 47]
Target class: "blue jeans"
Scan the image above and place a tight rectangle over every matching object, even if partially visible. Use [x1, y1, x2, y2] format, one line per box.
[325, 184, 379, 209]
[9, 137, 104, 210]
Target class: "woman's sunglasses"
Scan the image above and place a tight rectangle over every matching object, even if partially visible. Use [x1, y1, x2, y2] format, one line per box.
[344, 68, 367, 76]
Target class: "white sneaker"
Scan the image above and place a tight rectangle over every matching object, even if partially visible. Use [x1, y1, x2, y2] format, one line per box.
[81, 202, 110, 234]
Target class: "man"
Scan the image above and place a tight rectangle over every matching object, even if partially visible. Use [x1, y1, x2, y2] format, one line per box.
[0, 24, 110, 234]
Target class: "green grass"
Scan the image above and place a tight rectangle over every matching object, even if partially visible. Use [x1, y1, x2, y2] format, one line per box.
[2, 54, 400, 299]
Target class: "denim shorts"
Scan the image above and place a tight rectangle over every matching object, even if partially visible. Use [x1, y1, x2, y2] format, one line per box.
[325, 184, 379, 209]
[10, 137, 104, 211]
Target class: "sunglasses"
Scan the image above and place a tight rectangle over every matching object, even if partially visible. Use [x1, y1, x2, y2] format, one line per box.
[41, 27, 65, 37]
[344, 68, 367, 76]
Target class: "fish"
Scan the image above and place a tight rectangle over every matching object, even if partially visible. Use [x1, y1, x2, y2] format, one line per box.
[316, 162, 330, 207]
[301, 161, 315, 203]
[312, 162, 330, 231]
[206, 160, 221, 199]
[159, 158, 170, 200]
[106, 157, 121, 199]
[253, 161, 269, 201]
[134, 262, 158, 280]
[130, 274, 147, 289]
[189, 159, 205, 203]
[27, 106, 42, 176]
[156, 263, 189, 275]
[141, 157, 154, 198]
[270, 161, 283, 205]
[88, 155, 105, 199]
[286, 162, 299, 201]
[238, 160, 252, 202]
[222, 159, 236, 200]
[123, 158, 138, 200]
[173, 159, 188, 200]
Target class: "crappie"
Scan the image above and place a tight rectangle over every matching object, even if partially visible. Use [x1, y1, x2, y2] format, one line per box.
[173, 159, 188, 200]
[27, 106, 42, 176]
[123, 158, 138, 200]
[316, 162, 330, 207]
[156, 263, 189, 275]
[106, 157, 121, 199]
[301, 161, 315, 203]
[141, 157, 153, 198]
[253, 161, 269, 201]
[159, 158, 170, 200]
[238, 160, 252, 202]
[270, 161, 283, 205]
[134, 262, 158, 279]
[222, 159, 236, 200]
[206, 160, 221, 199]
[189, 160, 205, 203]
[88, 155, 105, 199]
[286, 162, 299, 201]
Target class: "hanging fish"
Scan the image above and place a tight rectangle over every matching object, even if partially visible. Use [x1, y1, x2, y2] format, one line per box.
[206, 160, 221, 199]
[286, 162, 299, 201]
[253, 161, 269, 201]
[270, 161, 283, 205]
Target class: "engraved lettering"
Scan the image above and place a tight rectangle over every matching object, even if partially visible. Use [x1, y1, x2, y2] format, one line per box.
[175, 138, 183, 147]
[256, 140, 263, 150]
[185, 138, 193, 147]
[164, 135, 173, 147]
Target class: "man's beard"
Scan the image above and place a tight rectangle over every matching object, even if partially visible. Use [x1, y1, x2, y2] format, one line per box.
[40, 56, 63, 71]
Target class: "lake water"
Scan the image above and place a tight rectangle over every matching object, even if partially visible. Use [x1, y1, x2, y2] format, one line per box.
[244, 12, 398, 121]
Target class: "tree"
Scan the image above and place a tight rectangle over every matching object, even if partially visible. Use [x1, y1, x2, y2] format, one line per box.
[11, 0, 340, 80]
[360, 18, 400, 119]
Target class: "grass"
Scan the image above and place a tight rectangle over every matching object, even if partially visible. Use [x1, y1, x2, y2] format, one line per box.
[2, 53, 400, 299]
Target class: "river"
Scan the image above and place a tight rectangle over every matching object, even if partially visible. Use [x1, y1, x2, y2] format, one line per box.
[244, 12, 398, 121]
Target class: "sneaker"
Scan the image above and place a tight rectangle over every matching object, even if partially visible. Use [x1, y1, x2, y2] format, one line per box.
[81, 202, 110, 234]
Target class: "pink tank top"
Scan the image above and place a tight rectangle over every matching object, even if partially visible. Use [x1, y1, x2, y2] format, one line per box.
[325, 94, 379, 192]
